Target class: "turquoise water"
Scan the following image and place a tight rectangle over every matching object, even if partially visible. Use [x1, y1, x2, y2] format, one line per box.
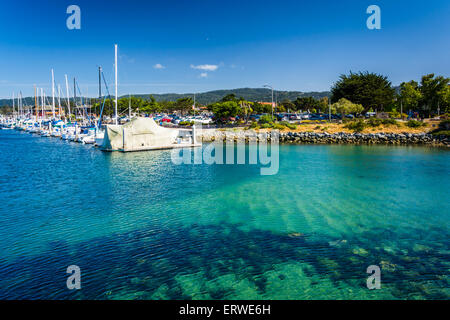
[0, 130, 449, 299]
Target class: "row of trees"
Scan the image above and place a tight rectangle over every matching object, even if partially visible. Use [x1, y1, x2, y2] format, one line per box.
[207, 72, 449, 121]
[92, 96, 195, 116]
[398, 74, 450, 116]
[207, 93, 277, 121]
[92, 69, 448, 120]
[3, 72, 447, 119]
[331, 72, 449, 116]
[207, 95, 364, 121]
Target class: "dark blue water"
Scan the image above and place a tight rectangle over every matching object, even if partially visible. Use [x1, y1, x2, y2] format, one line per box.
[0, 130, 449, 299]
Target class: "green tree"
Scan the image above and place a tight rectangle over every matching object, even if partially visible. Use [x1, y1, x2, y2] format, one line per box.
[398, 81, 422, 111]
[276, 104, 286, 113]
[439, 86, 450, 114]
[159, 100, 176, 113]
[139, 95, 160, 113]
[419, 74, 450, 116]
[116, 96, 147, 115]
[239, 100, 254, 123]
[280, 99, 296, 112]
[221, 93, 238, 102]
[252, 102, 272, 114]
[208, 101, 242, 122]
[294, 97, 321, 111]
[174, 97, 194, 114]
[331, 71, 395, 111]
[331, 98, 364, 115]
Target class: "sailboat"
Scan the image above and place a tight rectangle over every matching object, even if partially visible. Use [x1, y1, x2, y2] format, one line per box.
[92, 45, 118, 147]
[99, 44, 200, 152]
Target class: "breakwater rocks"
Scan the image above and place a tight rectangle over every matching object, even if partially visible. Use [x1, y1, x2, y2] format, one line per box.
[279, 132, 449, 146]
[198, 129, 449, 147]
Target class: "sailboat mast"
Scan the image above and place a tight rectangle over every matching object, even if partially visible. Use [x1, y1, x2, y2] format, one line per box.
[12, 92, 15, 120]
[34, 85, 37, 120]
[17, 92, 19, 118]
[58, 84, 62, 117]
[65, 74, 71, 119]
[19, 92, 22, 118]
[114, 44, 118, 125]
[22, 92, 24, 118]
[98, 66, 102, 123]
[73, 78, 77, 120]
[86, 85, 90, 125]
[41, 88, 45, 120]
[51, 69, 55, 119]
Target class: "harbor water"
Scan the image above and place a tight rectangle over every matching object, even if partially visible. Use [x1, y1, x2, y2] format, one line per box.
[0, 129, 449, 299]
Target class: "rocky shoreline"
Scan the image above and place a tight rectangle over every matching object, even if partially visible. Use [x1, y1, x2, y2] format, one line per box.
[198, 129, 450, 147]
[279, 132, 449, 146]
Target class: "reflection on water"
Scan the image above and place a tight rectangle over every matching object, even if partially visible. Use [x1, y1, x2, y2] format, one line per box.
[0, 130, 449, 299]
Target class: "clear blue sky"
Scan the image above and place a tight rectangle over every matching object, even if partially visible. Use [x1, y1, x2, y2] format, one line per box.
[0, 0, 449, 98]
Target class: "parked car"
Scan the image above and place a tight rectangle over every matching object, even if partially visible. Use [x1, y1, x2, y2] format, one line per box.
[171, 117, 181, 124]
[308, 114, 326, 120]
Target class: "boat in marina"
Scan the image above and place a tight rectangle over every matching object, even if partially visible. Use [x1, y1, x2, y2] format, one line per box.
[51, 128, 62, 137]
[2, 44, 201, 152]
[61, 125, 77, 140]
[75, 127, 92, 143]
[100, 117, 200, 152]
[40, 130, 51, 137]
[94, 130, 105, 146]
[79, 128, 97, 144]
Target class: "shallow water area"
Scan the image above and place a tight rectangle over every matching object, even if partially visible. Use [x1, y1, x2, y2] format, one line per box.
[0, 130, 449, 299]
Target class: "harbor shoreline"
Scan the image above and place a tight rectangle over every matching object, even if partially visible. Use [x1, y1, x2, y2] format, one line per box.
[198, 129, 450, 147]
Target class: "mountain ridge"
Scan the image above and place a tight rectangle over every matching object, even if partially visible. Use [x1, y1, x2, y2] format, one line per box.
[0, 88, 331, 107]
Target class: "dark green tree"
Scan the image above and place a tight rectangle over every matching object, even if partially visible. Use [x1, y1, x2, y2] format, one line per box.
[175, 97, 194, 114]
[221, 93, 238, 102]
[331, 71, 395, 111]
[140, 95, 160, 113]
[208, 101, 242, 122]
[294, 97, 322, 111]
[159, 101, 176, 113]
[280, 99, 296, 112]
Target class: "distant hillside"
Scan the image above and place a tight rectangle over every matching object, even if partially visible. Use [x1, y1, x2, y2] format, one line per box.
[134, 88, 330, 105]
[0, 88, 330, 107]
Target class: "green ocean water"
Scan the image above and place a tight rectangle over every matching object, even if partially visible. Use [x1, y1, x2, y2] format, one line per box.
[0, 130, 449, 299]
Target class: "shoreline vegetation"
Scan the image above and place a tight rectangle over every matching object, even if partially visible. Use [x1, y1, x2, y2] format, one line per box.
[2, 71, 449, 147]
[198, 119, 450, 147]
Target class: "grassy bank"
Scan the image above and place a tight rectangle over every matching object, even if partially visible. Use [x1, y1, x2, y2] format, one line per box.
[245, 119, 449, 135]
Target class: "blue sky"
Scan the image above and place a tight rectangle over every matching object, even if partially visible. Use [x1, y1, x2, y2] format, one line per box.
[0, 0, 449, 98]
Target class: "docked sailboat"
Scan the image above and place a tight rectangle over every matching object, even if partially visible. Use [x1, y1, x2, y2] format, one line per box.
[100, 117, 200, 152]
[98, 44, 199, 152]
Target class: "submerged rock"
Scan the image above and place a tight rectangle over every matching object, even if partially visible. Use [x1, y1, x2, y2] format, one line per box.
[130, 277, 142, 285]
[380, 260, 397, 272]
[352, 247, 369, 256]
[288, 232, 305, 238]
[329, 239, 348, 247]
[413, 244, 432, 253]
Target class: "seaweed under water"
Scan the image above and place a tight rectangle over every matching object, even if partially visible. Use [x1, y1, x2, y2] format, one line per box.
[0, 221, 448, 300]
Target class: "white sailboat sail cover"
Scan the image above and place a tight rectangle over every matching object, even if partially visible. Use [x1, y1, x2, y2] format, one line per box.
[101, 117, 180, 151]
